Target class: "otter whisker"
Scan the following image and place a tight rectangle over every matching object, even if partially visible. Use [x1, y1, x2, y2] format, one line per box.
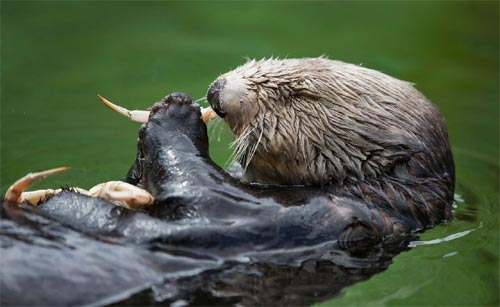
[207, 117, 224, 141]
[228, 125, 255, 169]
[216, 119, 224, 142]
[246, 126, 264, 170]
[228, 122, 265, 170]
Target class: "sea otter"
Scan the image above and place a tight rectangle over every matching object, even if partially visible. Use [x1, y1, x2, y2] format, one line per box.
[1, 58, 454, 305]
[207, 58, 454, 189]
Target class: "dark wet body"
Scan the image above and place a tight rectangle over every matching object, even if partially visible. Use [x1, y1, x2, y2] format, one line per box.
[0, 93, 454, 306]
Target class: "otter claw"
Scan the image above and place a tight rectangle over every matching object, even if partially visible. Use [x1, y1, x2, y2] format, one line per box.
[98, 95, 217, 123]
[4, 167, 70, 204]
[88, 181, 154, 210]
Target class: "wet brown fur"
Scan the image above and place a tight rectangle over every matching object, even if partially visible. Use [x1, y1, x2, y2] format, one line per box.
[211, 57, 454, 190]
[208, 58, 455, 227]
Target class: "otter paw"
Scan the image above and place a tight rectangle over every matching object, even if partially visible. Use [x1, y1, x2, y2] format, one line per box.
[148, 92, 202, 126]
[142, 92, 209, 151]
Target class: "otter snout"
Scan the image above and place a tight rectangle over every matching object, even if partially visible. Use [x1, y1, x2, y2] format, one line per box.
[207, 79, 226, 118]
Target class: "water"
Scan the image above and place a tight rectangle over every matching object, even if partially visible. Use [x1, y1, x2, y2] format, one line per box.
[1, 2, 498, 306]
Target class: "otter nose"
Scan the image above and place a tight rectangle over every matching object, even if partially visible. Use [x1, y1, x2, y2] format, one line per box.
[207, 79, 226, 118]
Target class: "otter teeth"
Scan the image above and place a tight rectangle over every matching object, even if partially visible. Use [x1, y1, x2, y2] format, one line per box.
[98, 95, 217, 123]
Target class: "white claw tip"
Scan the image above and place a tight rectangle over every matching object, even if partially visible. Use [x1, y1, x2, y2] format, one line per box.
[98, 94, 150, 124]
[99, 94, 218, 124]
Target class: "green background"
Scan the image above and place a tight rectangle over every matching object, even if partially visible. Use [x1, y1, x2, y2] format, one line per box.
[1, 1, 498, 306]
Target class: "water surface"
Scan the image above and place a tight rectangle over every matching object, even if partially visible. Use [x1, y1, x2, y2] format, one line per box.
[1, 2, 498, 306]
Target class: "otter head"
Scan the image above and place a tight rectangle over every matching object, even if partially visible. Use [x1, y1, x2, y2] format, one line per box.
[207, 71, 260, 136]
[207, 58, 452, 187]
[207, 59, 311, 184]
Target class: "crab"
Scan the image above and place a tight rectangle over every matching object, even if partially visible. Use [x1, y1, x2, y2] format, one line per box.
[4, 95, 217, 210]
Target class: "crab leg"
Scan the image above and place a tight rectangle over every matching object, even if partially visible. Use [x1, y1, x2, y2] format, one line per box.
[98, 95, 217, 123]
[17, 189, 62, 205]
[4, 167, 70, 205]
[5, 167, 154, 210]
[201, 106, 217, 122]
[88, 181, 154, 210]
[98, 95, 150, 123]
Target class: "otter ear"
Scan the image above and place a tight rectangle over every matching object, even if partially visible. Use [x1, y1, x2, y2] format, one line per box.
[289, 82, 324, 100]
[362, 128, 424, 173]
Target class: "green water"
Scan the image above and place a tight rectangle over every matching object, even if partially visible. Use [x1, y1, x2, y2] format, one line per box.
[1, 2, 498, 306]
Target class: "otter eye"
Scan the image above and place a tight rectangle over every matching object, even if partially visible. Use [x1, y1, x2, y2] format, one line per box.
[207, 79, 226, 118]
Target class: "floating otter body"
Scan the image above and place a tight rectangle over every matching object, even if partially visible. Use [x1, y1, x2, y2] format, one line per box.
[208, 58, 454, 188]
[1, 58, 454, 305]
[206, 57, 454, 231]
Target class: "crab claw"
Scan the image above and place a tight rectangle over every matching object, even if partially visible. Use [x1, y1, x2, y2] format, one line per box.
[5, 167, 70, 204]
[4, 167, 153, 209]
[98, 95, 217, 123]
[88, 181, 154, 210]
[98, 95, 150, 123]
[201, 107, 217, 122]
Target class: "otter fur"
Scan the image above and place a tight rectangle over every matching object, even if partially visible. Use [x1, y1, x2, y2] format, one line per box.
[207, 57, 454, 191]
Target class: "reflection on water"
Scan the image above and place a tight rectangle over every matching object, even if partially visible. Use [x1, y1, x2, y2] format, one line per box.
[408, 194, 481, 248]
[408, 224, 481, 248]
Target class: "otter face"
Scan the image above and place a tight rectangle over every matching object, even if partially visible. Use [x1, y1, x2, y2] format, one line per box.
[206, 59, 329, 184]
[207, 73, 259, 136]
